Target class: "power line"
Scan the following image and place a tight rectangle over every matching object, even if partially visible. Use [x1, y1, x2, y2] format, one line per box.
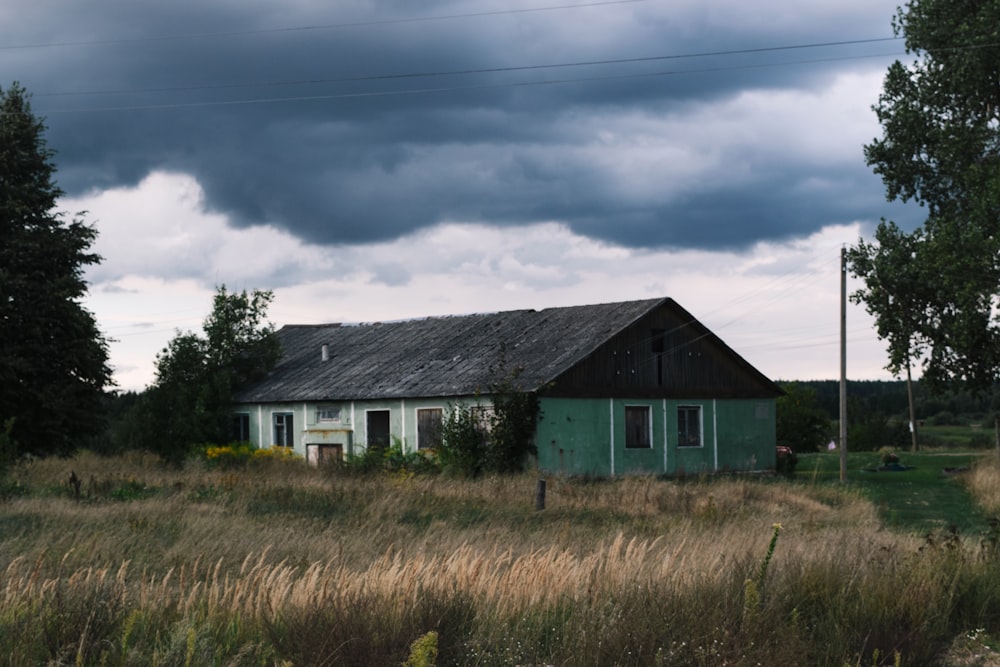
[33, 36, 901, 102]
[35, 50, 903, 115]
[1, 0, 648, 51]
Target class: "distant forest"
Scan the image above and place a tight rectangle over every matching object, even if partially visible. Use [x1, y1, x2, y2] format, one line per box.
[785, 380, 1000, 426]
[774, 379, 1000, 453]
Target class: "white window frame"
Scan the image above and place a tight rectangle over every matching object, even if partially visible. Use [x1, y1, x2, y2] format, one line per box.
[316, 406, 341, 423]
[273, 412, 295, 448]
[416, 407, 443, 450]
[677, 405, 703, 448]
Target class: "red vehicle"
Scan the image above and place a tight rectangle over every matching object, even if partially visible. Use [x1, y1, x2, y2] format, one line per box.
[776, 445, 797, 475]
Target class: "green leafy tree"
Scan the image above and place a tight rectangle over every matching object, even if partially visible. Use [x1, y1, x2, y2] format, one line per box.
[140, 286, 280, 464]
[847, 221, 927, 449]
[439, 403, 488, 477]
[438, 347, 540, 477]
[776, 383, 831, 454]
[860, 0, 1000, 392]
[0, 82, 112, 457]
[485, 366, 539, 474]
[846, 396, 910, 452]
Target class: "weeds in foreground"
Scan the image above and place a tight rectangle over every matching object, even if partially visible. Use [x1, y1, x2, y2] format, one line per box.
[2, 453, 1000, 665]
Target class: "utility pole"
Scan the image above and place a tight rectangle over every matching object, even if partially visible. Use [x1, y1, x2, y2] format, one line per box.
[840, 246, 848, 482]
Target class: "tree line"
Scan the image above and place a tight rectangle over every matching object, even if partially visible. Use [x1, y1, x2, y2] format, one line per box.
[0, 81, 280, 468]
[777, 379, 1000, 454]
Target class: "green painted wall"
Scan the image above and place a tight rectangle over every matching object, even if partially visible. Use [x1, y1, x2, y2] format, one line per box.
[535, 396, 776, 477]
[712, 399, 776, 473]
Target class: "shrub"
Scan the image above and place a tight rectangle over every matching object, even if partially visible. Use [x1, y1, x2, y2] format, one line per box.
[438, 404, 488, 477]
[848, 416, 909, 452]
[384, 443, 440, 475]
[250, 445, 301, 464]
[343, 443, 391, 474]
[930, 410, 959, 426]
[202, 442, 304, 469]
[202, 442, 255, 469]
[0, 417, 16, 478]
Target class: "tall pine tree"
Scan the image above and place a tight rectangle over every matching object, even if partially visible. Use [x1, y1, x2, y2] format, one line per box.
[0, 82, 112, 456]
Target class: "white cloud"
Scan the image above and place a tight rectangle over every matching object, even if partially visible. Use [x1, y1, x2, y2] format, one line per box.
[75, 172, 891, 391]
[72, 171, 337, 288]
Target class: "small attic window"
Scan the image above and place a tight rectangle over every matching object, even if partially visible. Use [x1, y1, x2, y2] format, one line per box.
[317, 407, 341, 423]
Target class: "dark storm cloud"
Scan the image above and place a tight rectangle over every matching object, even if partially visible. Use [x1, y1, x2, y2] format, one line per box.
[5, 0, 909, 251]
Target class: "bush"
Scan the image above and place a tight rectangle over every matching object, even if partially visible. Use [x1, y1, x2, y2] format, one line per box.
[930, 410, 959, 426]
[202, 442, 255, 469]
[201, 443, 301, 469]
[438, 404, 488, 477]
[341, 439, 439, 475]
[776, 383, 832, 453]
[384, 443, 440, 475]
[848, 417, 909, 452]
[0, 418, 16, 478]
[250, 445, 301, 464]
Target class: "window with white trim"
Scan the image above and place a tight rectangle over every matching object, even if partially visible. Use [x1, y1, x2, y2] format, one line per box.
[417, 408, 443, 450]
[273, 412, 294, 447]
[677, 405, 702, 447]
[316, 407, 341, 423]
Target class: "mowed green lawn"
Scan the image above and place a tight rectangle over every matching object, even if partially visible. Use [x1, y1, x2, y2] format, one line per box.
[797, 451, 994, 534]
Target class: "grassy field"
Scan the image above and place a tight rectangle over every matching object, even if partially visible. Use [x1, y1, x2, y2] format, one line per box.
[2, 451, 1000, 665]
[919, 424, 998, 449]
[799, 450, 992, 533]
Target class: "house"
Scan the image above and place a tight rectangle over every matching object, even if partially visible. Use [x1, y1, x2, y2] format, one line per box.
[231, 297, 784, 476]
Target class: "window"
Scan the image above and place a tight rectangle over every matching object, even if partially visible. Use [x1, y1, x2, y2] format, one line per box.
[471, 405, 494, 433]
[273, 412, 294, 447]
[230, 413, 250, 442]
[625, 405, 651, 449]
[417, 408, 443, 450]
[317, 407, 341, 423]
[677, 405, 702, 447]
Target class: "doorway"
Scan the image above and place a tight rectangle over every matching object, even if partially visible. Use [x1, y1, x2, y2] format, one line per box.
[366, 410, 391, 451]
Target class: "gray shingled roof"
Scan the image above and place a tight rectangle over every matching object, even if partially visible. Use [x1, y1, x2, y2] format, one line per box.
[233, 297, 666, 403]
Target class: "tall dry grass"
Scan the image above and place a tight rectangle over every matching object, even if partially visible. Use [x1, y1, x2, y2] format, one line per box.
[965, 454, 1000, 515]
[2, 451, 999, 665]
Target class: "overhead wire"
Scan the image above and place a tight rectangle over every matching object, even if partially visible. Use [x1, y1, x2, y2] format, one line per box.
[32, 36, 901, 100]
[9, 4, 902, 374]
[0, 0, 650, 50]
[30, 44, 905, 115]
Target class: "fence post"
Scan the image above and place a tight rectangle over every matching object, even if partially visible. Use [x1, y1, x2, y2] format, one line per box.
[535, 478, 546, 511]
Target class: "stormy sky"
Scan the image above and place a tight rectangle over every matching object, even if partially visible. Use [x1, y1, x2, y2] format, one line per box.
[4, 0, 923, 390]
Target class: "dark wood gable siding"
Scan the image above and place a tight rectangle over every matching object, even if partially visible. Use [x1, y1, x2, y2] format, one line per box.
[544, 301, 782, 399]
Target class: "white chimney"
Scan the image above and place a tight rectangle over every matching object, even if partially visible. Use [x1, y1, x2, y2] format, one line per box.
[321, 344, 329, 362]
